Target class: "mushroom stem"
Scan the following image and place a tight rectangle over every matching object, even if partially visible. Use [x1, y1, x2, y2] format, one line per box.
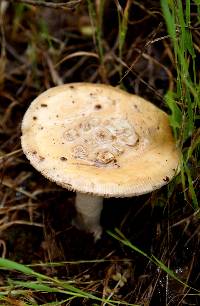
[74, 192, 103, 240]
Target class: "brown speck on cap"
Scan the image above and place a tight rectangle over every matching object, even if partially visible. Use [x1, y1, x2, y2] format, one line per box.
[33, 116, 37, 120]
[95, 104, 102, 110]
[21, 82, 180, 197]
[163, 176, 169, 182]
[60, 156, 67, 161]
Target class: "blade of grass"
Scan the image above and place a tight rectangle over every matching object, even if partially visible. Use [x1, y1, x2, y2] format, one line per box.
[0, 258, 49, 280]
[114, 0, 131, 82]
[86, 0, 104, 63]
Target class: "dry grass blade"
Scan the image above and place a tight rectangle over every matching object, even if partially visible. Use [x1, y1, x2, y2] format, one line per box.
[0, 239, 6, 258]
[0, 149, 22, 161]
[0, 220, 44, 232]
[55, 51, 99, 67]
[46, 54, 63, 86]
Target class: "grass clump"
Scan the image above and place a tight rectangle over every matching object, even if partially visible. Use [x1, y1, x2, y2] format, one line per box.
[161, 0, 199, 208]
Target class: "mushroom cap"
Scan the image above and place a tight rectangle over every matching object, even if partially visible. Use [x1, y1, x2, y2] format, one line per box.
[21, 83, 180, 197]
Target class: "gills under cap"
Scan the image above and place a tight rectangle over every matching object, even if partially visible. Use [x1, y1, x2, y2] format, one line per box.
[21, 83, 180, 197]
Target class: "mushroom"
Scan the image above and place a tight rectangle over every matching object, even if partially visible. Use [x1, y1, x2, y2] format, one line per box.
[21, 83, 180, 240]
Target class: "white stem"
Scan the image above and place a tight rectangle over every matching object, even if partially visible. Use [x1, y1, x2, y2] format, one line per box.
[74, 193, 103, 240]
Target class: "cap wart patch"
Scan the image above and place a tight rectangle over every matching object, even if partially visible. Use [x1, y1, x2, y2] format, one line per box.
[63, 116, 140, 166]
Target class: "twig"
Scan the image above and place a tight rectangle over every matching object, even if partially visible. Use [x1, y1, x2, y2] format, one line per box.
[3, 0, 82, 10]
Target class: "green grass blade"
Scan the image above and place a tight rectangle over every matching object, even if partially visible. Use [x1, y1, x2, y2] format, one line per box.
[0, 258, 48, 280]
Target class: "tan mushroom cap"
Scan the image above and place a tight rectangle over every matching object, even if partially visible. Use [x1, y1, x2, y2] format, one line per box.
[21, 83, 180, 197]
